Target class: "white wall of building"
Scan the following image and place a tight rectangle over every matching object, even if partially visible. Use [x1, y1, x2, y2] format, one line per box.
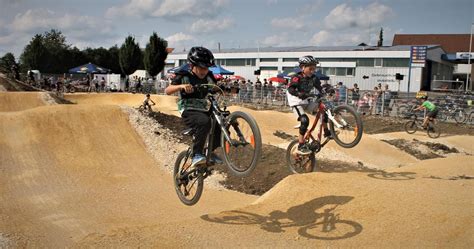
[166, 47, 433, 92]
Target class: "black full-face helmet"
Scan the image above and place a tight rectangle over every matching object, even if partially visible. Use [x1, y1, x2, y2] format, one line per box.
[187, 47, 215, 68]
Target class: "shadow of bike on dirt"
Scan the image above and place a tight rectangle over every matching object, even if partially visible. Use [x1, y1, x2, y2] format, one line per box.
[366, 171, 417, 181]
[201, 195, 363, 240]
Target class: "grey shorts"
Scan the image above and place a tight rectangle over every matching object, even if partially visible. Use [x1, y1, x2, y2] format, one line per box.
[292, 101, 319, 117]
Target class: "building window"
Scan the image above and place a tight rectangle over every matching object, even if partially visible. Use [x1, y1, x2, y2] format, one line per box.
[327, 68, 336, 75]
[282, 66, 295, 73]
[260, 58, 278, 62]
[226, 59, 246, 66]
[356, 58, 374, 67]
[374, 58, 383, 67]
[260, 66, 278, 71]
[346, 68, 355, 76]
[383, 58, 409, 67]
[215, 59, 225, 66]
[283, 58, 299, 62]
[246, 58, 256, 66]
[179, 59, 187, 66]
[336, 68, 346, 76]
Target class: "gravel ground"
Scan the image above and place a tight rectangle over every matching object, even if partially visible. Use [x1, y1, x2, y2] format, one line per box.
[120, 106, 227, 189]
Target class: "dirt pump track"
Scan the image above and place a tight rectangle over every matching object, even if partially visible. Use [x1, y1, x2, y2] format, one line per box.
[0, 92, 473, 248]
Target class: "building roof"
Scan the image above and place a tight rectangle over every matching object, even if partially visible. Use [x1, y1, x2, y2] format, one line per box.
[393, 34, 473, 53]
[172, 45, 439, 55]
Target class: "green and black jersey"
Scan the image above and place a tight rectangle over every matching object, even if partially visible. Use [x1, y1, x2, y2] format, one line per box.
[171, 70, 217, 114]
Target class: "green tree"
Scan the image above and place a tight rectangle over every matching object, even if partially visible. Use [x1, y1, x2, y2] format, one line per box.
[107, 45, 121, 74]
[143, 32, 169, 77]
[119, 36, 142, 75]
[377, 28, 384, 47]
[20, 34, 49, 72]
[0, 52, 17, 70]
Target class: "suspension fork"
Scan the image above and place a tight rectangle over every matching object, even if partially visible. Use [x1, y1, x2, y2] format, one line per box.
[325, 108, 346, 128]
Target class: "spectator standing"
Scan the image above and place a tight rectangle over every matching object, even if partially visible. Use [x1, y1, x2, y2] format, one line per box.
[246, 79, 253, 102]
[382, 84, 392, 115]
[268, 81, 275, 103]
[337, 82, 347, 105]
[349, 83, 360, 107]
[239, 79, 247, 102]
[100, 77, 106, 92]
[255, 78, 262, 101]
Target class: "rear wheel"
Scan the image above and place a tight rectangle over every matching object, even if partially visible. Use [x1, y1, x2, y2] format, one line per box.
[329, 105, 363, 148]
[173, 151, 203, 206]
[286, 139, 316, 174]
[427, 122, 440, 138]
[221, 111, 262, 177]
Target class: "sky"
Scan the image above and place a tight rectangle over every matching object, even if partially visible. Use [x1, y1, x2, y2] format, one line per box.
[0, 0, 473, 58]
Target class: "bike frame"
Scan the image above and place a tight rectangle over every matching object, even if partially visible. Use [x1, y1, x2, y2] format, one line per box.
[304, 99, 346, 150]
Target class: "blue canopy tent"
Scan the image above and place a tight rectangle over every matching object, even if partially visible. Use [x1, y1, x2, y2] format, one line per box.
[277, 67, 330, 81]
[167, 64, 234, 75]
[210, 65, 234, 75]
[68, 62, 111, 74]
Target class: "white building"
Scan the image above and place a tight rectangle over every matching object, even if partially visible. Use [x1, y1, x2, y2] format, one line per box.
[166, 45, 453, 92]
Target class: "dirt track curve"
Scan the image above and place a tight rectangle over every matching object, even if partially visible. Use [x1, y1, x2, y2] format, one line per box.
[1, 92, 473, 248]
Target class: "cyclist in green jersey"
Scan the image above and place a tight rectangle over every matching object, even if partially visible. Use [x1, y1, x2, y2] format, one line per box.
[414, 95, 438, 129]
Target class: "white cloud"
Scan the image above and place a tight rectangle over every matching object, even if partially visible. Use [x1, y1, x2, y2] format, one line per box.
[323, 3, 394, 31]
[105, 0, 156, 19]
[105, 0, 229, 19]
[260, 33, 304, 47]
[311, 30, 330, 45]
[307, 2, 396, 46]
[270, 17, 305, 30]
[189, 18, 234, 33]
[152, 0, 228, 18]
[10, 9, 113, 35]
[166, 32, 194, 43]
[0, 8, 117, 56]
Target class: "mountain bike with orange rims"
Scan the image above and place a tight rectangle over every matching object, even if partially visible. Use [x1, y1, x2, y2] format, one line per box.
[286, 93, 363, 174]
[174, 84, 262, 205]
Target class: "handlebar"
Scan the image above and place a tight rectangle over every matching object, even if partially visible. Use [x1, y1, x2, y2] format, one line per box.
[191, 83, 225, 95]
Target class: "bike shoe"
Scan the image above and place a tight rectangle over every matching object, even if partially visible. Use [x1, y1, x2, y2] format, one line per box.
[297, 144, 312, 155]
[191, 154, 206, 168]
[209, 153, 223, 164]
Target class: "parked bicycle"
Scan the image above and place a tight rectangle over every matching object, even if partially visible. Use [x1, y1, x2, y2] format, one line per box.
[404, 114, 440, 138]
[286, 94, 363, 174]
[174, 84, 262, 205]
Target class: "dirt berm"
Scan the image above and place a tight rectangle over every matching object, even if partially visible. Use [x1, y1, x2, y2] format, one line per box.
[0, 92, 473, 248]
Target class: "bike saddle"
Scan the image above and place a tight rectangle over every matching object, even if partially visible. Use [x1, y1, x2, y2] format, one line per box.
[181, 128, 195, 136]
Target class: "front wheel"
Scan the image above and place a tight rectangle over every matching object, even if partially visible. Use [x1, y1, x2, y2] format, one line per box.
[286, 139, 316, 174]
[221, 111, 262, 177]
[329, 105, 363, 148]
[173, 151, 204, 206]
[404, 120, 418, 134]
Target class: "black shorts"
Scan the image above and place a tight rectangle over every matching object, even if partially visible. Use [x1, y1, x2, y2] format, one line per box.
[427, 109, 438, 118]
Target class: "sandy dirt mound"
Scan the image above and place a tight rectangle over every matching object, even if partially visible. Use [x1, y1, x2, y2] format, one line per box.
[0, 104, 255, 247]
[3, 92, 470, 247]
[74, 157, 474, 248]
[0, 92, 54, 112]
[65, 93, 180, 115]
